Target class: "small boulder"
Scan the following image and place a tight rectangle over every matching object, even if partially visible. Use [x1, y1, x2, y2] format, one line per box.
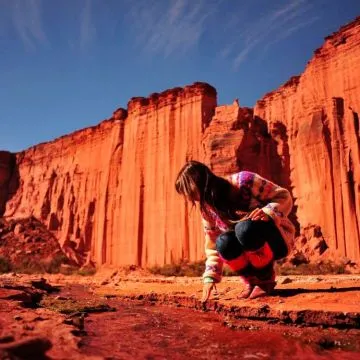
[0, 337, 52, 358]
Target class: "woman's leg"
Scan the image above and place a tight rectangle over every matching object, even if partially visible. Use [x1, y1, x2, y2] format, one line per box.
[235, 219, 287, 266]
[215, 231, 248, 271]
[215, 231, 254, 298]
[234, 219, 284, 298]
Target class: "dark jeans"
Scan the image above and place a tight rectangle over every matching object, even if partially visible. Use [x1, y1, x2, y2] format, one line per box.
[215, 219, 288, 277]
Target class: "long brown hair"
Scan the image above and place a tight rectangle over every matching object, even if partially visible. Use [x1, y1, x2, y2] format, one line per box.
[175, 160, 239, 221]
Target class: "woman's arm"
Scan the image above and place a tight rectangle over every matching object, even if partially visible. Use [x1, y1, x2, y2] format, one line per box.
[201, 214, 223, 283]
[254, 174, 293, 219]
[233, 171, 293, 221]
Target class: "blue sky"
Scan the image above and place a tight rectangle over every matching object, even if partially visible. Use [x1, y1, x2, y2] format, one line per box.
[1, 0, 359, 152]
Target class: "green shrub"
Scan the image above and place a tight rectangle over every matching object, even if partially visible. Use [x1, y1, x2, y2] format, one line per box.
[44, 254, 69, 274]
[13, 258, 45, 274]
[276, 261, 349, 275]
[77, 266, 97, 276]
[148, 260, 204, 277]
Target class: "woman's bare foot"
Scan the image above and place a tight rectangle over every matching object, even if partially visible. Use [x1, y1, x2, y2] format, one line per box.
[237, 282, 254, 299]
[248, 281, 276, 299]
[237, 275, 257, 299]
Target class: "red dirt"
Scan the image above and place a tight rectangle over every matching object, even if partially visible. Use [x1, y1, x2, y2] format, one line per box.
[1, 273, 360, 359]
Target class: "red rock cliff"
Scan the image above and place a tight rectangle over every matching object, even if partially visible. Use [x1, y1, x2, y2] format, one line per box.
[202, 99, 286, 187]
[112, 83, 216, 266]
[4, 113, 127, 265]
[4, 83, 217, 266]
[254, 17, 360, 260]
[0, 151, 17, 216]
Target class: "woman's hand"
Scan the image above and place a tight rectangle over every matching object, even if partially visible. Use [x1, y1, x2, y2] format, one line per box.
[201, 283, 218, 302]
[247, 208, 270, 221]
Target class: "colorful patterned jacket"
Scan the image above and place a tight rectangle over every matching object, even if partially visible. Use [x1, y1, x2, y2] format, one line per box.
[201, 171, 295, 283]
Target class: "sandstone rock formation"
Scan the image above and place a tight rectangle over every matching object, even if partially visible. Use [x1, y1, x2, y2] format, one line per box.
[0, 151, 17, 216]
[2, 84, 216, 267]
[254, 17, 360, 260]
[0, 18, 359, 267]
[202, 100, 286, 187]
[112, 84, 216, 267]
[3, 116, 127, 267]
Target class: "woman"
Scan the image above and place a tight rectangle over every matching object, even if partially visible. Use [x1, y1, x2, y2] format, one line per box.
[175, 160, 295, 301]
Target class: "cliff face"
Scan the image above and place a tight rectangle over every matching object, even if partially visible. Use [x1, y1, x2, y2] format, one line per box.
[3, 83, 217, 266]
[4, 113, 127, 265]
[202, 100, 285, 187]
[254, 18, 360, 259]
[1, 19, 359, 266]
[112, 83, 216, 266]
[0, 151, 17, 216]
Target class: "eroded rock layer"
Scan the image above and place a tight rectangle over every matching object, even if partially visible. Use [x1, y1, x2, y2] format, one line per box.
[254, 17, 360, 260]
[3, 84, 217, 266]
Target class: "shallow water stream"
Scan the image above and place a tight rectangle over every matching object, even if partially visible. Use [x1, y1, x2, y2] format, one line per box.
[77, 300, 358, 360]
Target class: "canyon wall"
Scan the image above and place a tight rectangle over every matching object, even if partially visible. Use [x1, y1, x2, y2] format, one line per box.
[4, 112, 127, 265]
[1, 18, 359, 265]
[202, 100, 286, 186]
[0, 151, 17, 216]
[3, 84, 217, 266]
[254, 18, 360, 259]
[112, 84, 216, 266]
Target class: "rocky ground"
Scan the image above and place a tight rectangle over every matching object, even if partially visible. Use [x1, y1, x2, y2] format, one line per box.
[0, 217, 72, 274]
[1, 217, 360, 358]
[1, 271, 360, 359]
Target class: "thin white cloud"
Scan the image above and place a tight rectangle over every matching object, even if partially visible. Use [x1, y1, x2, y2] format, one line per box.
[240, 0, 306, 45]
[222, 0, 318, 70]
[80, 0, 96, 50]
[219, 41, 237, 59]
[263, 16, 320, 53]
[127, 0, 219, 57]
[11, 0, 46, 51]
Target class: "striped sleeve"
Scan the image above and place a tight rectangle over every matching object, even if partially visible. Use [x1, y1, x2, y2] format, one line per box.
[201, 211, 223, 283]
[243, 171, 293, 221]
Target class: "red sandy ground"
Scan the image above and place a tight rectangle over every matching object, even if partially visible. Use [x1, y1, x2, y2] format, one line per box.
[1, 272, 360, 359]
